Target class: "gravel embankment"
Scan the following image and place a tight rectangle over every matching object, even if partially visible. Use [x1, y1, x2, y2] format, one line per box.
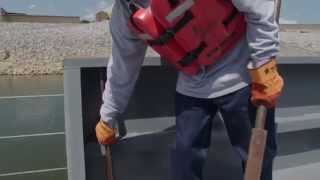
[0, 22, 319, 75]
[280, 27, 320, 56]
[0, 22, 111, 75]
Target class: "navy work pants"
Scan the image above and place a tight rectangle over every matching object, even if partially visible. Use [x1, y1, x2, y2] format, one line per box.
[172, 86, 277, 180]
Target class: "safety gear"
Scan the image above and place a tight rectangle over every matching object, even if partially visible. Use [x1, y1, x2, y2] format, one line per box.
[128, 0, 247, 75]
[249, 58, 284, 108]
[95, 120, 116, 145]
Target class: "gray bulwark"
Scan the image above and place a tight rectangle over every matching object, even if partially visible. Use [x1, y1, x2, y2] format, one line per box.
[274, 162, 320, 180]
[63, 55, 320, 69]
[64, 55, 320, 180]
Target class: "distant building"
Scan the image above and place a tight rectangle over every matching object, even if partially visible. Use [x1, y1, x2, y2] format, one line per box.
[0, 8, 80, 23]
[96, 11, 110, 22]
[0, 8, 7, 16]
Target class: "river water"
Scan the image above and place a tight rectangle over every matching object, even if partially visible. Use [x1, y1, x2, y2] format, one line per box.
[0, 75, 67, 180]
[0, 75, 63, 97]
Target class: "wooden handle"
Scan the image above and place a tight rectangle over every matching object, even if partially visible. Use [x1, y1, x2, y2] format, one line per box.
[99, 71, 115, 180]
[244, 128, 267, 180]
[244, 105, 268, 180]
[255, 105, 267, 129]
[105, 146, 114, 180]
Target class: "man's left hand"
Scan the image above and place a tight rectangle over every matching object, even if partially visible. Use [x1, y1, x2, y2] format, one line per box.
[249, 58, 284, 108]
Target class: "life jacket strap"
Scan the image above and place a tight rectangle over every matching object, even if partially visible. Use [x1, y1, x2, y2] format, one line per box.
[223, 7, 239, 26]
[178, 42, 207, 67]
[168, 0, 179, 7]
[148, 10, 194, 45]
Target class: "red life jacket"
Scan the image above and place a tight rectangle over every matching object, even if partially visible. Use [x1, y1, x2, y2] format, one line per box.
[128, 0, 247, 75]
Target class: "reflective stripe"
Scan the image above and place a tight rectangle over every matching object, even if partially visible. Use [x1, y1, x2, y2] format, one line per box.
[138, 33, 153, 40]
[166, 0, 194, 22]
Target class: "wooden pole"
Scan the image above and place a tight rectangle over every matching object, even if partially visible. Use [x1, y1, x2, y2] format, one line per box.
[99, 71, 114, 180]
[105, 146, 114, 180]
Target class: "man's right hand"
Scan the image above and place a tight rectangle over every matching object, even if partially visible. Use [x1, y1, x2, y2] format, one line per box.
[95, 120, 116, 145]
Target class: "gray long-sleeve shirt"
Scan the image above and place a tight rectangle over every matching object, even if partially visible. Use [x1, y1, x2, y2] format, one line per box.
[100, 0, 280, 124]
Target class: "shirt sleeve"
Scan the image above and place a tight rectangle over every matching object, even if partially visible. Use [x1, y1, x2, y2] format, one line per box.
[231, 0, 280, 68]
[100, 0, 147, 126]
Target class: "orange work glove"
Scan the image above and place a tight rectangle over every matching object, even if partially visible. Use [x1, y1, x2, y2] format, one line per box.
[249, 58, 284, 108]
[95, 120, 116, 145]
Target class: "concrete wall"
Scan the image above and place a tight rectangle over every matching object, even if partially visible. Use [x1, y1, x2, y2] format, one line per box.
[0, 14, 80, 23]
